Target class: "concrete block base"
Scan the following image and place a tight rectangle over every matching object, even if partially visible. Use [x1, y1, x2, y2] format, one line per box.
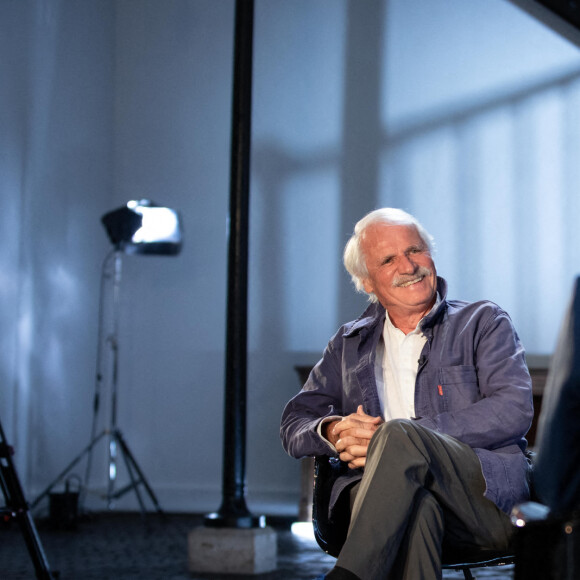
[188, 526, 277, 575]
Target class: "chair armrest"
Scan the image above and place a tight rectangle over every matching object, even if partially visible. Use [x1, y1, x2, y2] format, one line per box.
[511, 501, 550, 527]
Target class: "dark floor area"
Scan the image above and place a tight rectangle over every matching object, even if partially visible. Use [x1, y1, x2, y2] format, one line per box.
[0, 511, 514, 579]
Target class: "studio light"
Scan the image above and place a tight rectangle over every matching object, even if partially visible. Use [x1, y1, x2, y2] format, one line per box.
[33, 200, 183, 517]
[101, 199, 182, 256]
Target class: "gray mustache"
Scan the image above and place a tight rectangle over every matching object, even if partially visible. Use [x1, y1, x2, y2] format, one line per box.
[392, 266, 432, 288]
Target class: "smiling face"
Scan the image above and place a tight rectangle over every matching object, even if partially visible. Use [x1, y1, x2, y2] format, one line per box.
[360, 223, 437, 325]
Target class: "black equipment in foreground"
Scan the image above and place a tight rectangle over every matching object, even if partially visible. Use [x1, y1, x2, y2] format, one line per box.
[511, 276, 580, 579]
[0, 416, 56, 579]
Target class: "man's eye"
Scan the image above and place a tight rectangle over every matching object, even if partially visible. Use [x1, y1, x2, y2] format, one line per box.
[382, 257, 394, 265]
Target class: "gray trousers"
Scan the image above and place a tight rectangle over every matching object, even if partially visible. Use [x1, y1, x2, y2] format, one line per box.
[335, 419, 513, 580]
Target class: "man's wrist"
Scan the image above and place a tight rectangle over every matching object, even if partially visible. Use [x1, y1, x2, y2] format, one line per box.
[317, 416, 342, 450]
[322, 419, 341, 446]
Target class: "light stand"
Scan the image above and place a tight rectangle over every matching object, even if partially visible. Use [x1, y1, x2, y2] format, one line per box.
[83, 249, 163, 513]
[32, 200, 182, 516]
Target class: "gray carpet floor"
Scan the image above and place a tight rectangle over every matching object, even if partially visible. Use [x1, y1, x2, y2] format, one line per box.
[0, 512, 514, 579]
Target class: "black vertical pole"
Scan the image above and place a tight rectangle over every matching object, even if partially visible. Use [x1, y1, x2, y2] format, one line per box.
[205, 0, 259, 529]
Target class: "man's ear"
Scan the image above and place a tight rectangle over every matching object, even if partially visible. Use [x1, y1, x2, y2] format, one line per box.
[362, 278, 374, 294]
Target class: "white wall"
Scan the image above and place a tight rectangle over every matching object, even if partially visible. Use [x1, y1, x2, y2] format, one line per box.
[380, 0, 580, 354]
[0, 0, 115, 490]
[2, 0, 580, 517]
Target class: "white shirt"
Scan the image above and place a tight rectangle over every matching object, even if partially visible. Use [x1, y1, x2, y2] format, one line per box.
[378, 313, 427, 420]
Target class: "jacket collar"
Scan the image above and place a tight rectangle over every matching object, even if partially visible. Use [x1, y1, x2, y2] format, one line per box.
[421, 276, 448, 329]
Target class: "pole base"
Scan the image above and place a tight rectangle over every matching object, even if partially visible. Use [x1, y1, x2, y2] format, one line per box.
[204, 495, 264, 529]
[188, 525, 277, 575]
[204, 510, 265, 529]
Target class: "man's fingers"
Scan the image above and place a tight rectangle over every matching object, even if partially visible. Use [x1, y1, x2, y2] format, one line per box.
[336, 436, 369, 451]
[333, 417, 381, 438]
[334, 424, 380, 443]
[337, 441, 369, 456]
[336, 437, 365, 452]
[355, 405, 383, 423]
[339, 445, 368, 467]
[336, 430, 376, 448]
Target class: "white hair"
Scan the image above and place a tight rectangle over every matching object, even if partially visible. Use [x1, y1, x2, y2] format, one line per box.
[343, 208, 435, 302]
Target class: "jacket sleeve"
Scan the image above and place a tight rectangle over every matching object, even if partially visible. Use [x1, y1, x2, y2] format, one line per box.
[415, 308, 534, 450]
[280, 332, 347, 459]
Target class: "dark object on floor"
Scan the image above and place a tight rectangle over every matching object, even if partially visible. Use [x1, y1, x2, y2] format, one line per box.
[49, 476, 81, 531]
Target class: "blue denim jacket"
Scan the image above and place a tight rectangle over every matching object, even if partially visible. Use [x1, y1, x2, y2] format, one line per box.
[281, 277, 534, 514]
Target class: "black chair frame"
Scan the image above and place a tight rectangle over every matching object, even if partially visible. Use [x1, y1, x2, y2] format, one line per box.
[312, 455, 514, 580]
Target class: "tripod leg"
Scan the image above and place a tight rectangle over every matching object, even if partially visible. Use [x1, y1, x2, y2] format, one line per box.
[114, 430, 163, 515]
[116, 439, 148, 515]
[16, 509, 55, 580]
[1, 421, 56, 579]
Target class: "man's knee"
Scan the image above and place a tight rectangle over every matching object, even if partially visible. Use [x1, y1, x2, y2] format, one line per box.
[368, 419, 426, 459]
[367, 419, 444, 472]
[371, 418, 424, 445]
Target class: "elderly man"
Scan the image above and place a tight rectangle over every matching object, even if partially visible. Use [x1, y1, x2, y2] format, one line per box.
[280, 208, 533, 580]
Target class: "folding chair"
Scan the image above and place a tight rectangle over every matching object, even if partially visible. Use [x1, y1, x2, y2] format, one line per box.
[312, 455, 514, 580]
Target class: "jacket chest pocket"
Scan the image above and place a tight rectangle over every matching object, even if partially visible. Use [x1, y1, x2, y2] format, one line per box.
[437, 365, 479, 411]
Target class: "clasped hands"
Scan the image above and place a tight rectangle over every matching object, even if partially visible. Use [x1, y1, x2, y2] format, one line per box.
[323, 405, 383, 469]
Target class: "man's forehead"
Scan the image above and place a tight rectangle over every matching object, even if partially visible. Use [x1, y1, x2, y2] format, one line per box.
[363, 223, 423, 246]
